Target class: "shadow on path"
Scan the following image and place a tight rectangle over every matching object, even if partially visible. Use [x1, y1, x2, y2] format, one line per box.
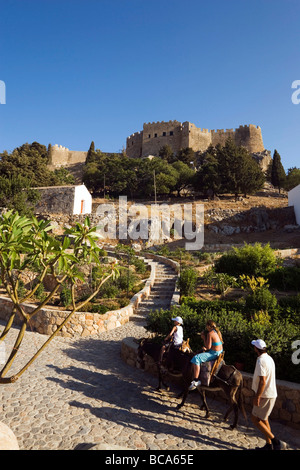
[45, 335, 252, 450]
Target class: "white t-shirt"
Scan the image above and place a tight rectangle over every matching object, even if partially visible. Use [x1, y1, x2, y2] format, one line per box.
[252, 353, 277, 398]
[173, 325, 183, 346]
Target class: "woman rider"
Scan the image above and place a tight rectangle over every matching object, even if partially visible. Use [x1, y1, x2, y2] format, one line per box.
[188, 320, 223, 390]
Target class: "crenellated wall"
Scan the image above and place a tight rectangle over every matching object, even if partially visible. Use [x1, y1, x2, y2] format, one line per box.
[49, 144, 87, 168]
[126, 121, 266, 162]
[211, 124, 264, 153]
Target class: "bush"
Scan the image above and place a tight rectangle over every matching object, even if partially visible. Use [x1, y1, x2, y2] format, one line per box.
[177, 267, 198, 297]
[183, 297, 245, 315]
[98, 280, 120, 298]
[60, 284, 72, 308]
[117, 268, 137, 292]
[33, 281, 47, 301]
[268, 266, 300, 291]
[90, 304, 110, 314]
[131, 256, 147, 274]
[215, 243, 279, 277]
[202, 267, 237, 294]
[278, 294, 300, 313]
[244, 287, 278, 315]
[146, 299, 300, 383]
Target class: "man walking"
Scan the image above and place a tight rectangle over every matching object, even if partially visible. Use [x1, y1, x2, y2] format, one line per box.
[251, 339, 286, 450]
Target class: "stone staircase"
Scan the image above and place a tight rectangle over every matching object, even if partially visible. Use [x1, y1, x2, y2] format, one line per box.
[130, 261, 178, 324]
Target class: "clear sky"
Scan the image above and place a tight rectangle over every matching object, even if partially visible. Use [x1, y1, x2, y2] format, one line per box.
[1, 0, 300, 170]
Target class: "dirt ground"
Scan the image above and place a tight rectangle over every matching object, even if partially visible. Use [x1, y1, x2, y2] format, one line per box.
[91, 187, 300, 250]
[200, 190, 299, 248]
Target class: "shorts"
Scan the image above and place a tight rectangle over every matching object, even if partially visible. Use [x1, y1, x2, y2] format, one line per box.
[190, 349, 222, 366]
[252, 397, 276, 421]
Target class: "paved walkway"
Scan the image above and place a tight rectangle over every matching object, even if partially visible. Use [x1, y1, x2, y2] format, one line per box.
[0, 261, 299, 451]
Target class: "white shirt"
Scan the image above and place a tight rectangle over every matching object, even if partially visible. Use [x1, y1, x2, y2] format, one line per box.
[252, 353, 277, 398]
[173, 325, 183, 346]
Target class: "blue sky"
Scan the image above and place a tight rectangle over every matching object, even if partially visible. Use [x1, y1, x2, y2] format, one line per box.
[1, 0, 300, 170]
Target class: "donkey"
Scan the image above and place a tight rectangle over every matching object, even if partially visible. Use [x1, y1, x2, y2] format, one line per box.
[137, 337, 246, 429]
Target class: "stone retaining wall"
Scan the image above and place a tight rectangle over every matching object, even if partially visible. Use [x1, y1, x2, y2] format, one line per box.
[0, 253, 180, 339]
[0, 260, 157, 338]
[121, 337, 300, 430]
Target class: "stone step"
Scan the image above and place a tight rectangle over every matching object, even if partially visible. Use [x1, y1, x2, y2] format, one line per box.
[128, 259, 177, 322]
[155, 274, 177, 281]
[138, 301, 171, 309]
[155, 267, 176, 272]
[151, 284, 174, 292]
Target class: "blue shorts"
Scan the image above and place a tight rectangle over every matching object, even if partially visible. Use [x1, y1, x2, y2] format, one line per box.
[191, 349, 223, 366]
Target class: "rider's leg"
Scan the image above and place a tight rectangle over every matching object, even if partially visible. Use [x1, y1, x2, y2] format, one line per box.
[158, 345, 166, 365]
[191, 363, 200, 380]
[188, 362, 202, 390]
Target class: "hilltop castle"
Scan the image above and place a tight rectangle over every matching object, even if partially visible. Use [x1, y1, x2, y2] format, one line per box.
[126, 120, 271, 171]
[48, 121, 271, 174]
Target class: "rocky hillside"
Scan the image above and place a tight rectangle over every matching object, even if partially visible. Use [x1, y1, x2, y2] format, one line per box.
[39, 185, 300, 251]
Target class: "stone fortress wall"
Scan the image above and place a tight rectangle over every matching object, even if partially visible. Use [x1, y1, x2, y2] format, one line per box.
[126, 120, 270, 171]
[48, 144, 87, 168]
[47, 120, 270, 172]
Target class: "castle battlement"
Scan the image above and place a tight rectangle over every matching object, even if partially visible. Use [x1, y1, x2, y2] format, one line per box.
[53, 144, 70, 151]
[127, 131, 142, 139]
[49, 144, 87, 168]
[126, 120, 266, 160]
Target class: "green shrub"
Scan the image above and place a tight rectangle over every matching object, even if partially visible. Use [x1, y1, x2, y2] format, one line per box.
[131, 256, 147, 274]
[202, 267, 237, 294]
[278, 293, 300, 311]
[177, 267, 198, 297]
[60, 284, 72, 308]
[17, 280, 27, 299]
[33, 281, 47, 301]
[146, 299, 300, 383]
[90, 304, 110, 314]
[117, 268, 137, 292]
[268, 266, 300, 291]
[183, 297, 245, 315]
[245, 287, 278, 314]
[99, 280, 120, 298]
[215, 243, 279, 277]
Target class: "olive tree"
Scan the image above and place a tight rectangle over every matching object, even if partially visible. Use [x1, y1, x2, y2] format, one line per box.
[0, 211, 118, 384]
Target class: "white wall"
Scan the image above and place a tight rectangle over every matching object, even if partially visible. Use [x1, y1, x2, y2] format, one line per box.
[288, 184, 300, 224]
[73, 185, 92, 215]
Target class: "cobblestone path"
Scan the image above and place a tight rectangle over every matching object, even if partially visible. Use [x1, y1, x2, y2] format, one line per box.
[0, 261, 299, 451]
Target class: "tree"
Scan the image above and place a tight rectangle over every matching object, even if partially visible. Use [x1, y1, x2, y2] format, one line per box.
[148, 158, 178, 197]
[216, 139, 264, 199]
[0, 211, 117, 384]
[194, 152, 221, 198]
[0, 142, 75, 191]
[176, 147, 196, 166]
[159, 145, 174, 163]
[284, 167, 300, 191]
[86, 141, 96, 164]
[237, 149, 265, 197]
[271, 150, 286, 193]
[171, 160, 195, 196]
[0, 175, 40, 216]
